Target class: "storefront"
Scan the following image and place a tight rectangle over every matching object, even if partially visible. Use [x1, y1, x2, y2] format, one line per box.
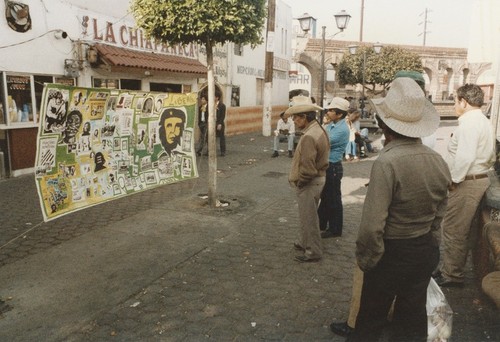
[0, 0, 293, 177]
[0, 2, 206, 177]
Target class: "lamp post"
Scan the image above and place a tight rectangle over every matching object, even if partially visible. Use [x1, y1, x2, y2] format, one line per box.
[297, 10, 351, 107]
[349, 42, 382, 117]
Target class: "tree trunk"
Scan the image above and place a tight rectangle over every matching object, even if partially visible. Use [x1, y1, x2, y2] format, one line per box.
[206, 40, 217, 207]
[262, 0, 275, 137]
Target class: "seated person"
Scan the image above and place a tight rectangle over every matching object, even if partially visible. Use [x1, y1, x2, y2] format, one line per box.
[272, 111, 295, 158]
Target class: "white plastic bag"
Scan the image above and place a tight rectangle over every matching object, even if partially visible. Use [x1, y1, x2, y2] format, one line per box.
[427, 278, 453, 342]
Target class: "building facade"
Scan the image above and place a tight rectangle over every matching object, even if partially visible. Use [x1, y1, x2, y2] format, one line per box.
[0, 0, 293, 177]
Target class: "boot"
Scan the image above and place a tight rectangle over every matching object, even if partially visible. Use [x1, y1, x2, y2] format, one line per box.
[288, 150, 293, 158]
[271, 151, 279, 158]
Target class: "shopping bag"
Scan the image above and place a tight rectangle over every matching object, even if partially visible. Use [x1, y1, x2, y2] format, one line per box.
[427, 278, 453, 342]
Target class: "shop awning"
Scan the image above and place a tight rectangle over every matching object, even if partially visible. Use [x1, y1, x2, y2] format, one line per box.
[93, 44, 207, 75]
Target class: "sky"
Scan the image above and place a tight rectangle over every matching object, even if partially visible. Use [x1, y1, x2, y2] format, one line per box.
[282, 0, 474, 48]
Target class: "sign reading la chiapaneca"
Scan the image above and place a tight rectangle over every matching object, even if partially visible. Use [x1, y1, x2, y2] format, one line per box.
[35, 84, 199, 221]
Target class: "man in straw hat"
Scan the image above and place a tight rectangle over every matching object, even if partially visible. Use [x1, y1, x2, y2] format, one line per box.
[434, 84, 495, 288]
[330, 70, 441, 339]
[347, 78, 451, 341]
[286, 95, 330, 263]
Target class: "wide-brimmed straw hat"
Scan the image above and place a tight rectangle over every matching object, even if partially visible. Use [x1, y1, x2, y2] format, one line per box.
[325, 97, 349, 112]
[285, 95, 323, 116]
[370, 77, 439, 138]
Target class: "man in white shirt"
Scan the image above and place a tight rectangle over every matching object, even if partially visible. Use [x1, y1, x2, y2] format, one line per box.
[435, 83, 496, 287]
[272, 111, 295, 158]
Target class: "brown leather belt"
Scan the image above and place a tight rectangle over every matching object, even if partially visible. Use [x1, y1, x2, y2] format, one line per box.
[464, 173, 489, 181]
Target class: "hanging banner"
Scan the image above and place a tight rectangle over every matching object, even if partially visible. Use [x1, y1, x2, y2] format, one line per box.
[34, 84, 198, 221]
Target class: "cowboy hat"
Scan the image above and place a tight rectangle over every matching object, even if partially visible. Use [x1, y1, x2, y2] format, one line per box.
[370, 77, 439, 138]
[394, 70, 425, 86]
[285, 95, 322, 116]
[325, 97, 349, 112]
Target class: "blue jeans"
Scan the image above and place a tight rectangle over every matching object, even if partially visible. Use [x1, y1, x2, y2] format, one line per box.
[345, 141, 357, 156]
[317, 162, 343, 234]
[273, 134, 294, 152]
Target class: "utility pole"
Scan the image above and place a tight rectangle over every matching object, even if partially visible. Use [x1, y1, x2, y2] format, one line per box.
[359, 0, 364, 42]
[320, 26, 326, 107]
[262, 0, 275, 137]
[419, 8, 431, 46]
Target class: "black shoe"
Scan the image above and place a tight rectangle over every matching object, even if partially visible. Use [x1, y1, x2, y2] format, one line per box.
[294, 255, 320, 263]
[196, 152, 201, 156]
[271, 151, 279, 158]
[330, 321, 353, 337]
[434, 275, 464, 288]
[321, 231, 341, 239]
[288, 150, 293, 158]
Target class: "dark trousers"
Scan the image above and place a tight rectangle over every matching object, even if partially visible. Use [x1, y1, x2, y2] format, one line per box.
[217, 124, 226, 154]
[317, 162, 343, 234]
[348, 232, 439, 342]
[196, 123, 207, 154]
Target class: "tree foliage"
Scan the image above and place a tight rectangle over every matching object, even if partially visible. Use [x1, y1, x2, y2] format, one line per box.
[130, 0, 267, 208]
[337, 46, 423, 94]
[130, 0, 266, 47]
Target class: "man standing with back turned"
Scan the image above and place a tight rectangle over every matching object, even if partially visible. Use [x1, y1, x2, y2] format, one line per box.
[435, 83, 495, 287]
[349, 78, 451, 341]
[287, 96, 329, 263]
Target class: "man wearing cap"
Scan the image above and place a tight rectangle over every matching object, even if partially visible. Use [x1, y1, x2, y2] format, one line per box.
[287, 96, 330, 263]
[348, 78, 451, 341]
[434, 84, 495, 288]
[317, 97, 350, 239]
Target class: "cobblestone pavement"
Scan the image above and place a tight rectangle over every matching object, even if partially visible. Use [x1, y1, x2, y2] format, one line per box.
[0, 124, 499, 341]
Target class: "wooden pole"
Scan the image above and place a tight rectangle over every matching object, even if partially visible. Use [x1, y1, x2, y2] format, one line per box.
[262, 0, 275, 137]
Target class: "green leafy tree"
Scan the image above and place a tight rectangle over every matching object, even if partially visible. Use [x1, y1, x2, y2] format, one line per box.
[130, 0, 266, 207]
[337, 46, 423, 95]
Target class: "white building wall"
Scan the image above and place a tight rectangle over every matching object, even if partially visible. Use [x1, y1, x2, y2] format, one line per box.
[272, 0, 293, 106]
[226, 0, 292, 108]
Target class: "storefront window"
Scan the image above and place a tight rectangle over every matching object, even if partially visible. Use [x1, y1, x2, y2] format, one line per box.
[231, 86, 240, 107]
[93, 78, 118, 89]
[6, 74, 33, 124]
[54, 77, 76, 87]
[120, 79, 141, 90]
[34, 75, 54, 122]
[150, 83, 182, 93]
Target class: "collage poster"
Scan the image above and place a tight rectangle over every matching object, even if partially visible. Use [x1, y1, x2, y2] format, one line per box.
[35, 84, 199, 221]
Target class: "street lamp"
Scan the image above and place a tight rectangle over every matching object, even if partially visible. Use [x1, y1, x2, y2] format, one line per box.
[348, 42, 382, 117]
[297, 10, 351, 107]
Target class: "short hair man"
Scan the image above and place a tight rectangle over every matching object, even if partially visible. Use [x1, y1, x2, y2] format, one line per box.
[434, 84, 496, 287]
[271, 111, 295, 158]
[349, 78, 451, 341]
[287, 96, 330, 263]
[215, 93, 226, 156]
